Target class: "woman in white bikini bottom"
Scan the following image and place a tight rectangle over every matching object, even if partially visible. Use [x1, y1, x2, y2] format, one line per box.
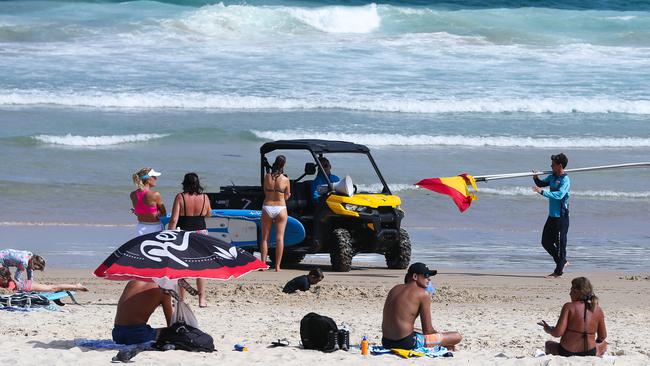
[136, 221, 163, 236]
[262, 205, 286, 219]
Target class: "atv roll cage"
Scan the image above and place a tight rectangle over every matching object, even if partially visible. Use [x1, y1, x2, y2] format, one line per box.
[259, 139, 392, 195]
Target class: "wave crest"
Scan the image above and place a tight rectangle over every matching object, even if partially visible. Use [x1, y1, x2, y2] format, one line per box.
[478, 186, 650, 200]
[2, 91, 650, 114]
[251, 131, 650, 148]
[32, 133, 169, 146]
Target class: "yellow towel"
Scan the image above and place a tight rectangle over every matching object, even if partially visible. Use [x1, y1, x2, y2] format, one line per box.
[391, 348, 425, 358]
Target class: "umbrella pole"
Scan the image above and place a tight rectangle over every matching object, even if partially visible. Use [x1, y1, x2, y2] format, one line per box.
[474, 162, 650, 182]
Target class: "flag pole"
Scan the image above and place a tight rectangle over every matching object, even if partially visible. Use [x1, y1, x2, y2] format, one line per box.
[474, 162, 650, 182]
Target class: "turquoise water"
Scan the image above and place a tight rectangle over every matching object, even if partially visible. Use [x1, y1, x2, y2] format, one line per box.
[0, 0, 648, 271]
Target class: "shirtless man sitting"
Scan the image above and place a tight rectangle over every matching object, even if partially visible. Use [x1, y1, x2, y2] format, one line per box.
[382, 262, 462, 350]
[112, 280, 173, 345]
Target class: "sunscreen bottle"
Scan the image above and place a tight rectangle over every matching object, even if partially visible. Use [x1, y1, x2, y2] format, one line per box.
[361, 336, 369, 356]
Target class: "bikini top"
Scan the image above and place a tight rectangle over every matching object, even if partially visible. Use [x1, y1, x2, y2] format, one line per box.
[134, 189, 158, 215]
[265, 175, 288, 194]
[565, 302, 595, 352]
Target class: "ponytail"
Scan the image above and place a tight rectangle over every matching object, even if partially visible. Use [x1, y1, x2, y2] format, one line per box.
[583, 293, 598, 312]
[271, 155, 286, 179]
[133, 167, 152, 189]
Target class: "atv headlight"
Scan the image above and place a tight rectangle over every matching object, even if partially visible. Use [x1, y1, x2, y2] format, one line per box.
[344, 203, 370, 213]
[343, 203, 372, 212]
[344, 203, 359, 211]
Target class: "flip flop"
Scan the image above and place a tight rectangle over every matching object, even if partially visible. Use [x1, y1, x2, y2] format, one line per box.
[268, 339, 290, 348]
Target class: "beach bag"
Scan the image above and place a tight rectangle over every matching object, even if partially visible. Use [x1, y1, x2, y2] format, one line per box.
[154, 322, 215, 353]
[0, 292, 50, 308]
[300, 312, 338, 352]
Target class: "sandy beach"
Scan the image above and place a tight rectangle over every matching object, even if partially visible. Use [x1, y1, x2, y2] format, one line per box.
[1, 264, 648, 365]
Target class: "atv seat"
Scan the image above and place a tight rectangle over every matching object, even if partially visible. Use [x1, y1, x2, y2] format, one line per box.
[287, 180, 314, 214]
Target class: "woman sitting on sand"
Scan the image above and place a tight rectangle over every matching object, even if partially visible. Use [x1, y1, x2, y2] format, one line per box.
[168, 172, 212, 307]
[260, 155, 290, 271]
[130, 167, 166, 236]
[538, 276, 607, 357]
[0, 267, 88, 292]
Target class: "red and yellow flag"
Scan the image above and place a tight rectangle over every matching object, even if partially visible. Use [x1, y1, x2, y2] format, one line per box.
[416, 174, 478, 212]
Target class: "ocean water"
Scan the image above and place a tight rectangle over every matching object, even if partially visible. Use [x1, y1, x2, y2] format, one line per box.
[0, 0, 648, 272]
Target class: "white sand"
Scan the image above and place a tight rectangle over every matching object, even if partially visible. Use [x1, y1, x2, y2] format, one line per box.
[1, 267, 649, 365]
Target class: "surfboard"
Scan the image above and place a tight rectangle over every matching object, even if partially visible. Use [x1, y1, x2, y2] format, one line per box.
[160, 209, 305, 249]
[40, 291, 78, 306]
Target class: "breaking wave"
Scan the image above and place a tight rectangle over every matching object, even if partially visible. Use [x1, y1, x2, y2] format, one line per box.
[32, 133, 169, 146]
[251, 131, 650, 148]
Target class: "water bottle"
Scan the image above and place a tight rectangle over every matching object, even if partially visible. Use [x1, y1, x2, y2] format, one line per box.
[360, 336, 369, 356]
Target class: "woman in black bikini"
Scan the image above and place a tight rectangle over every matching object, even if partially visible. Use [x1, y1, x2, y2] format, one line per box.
[168, 172, 212, 307]
[539, 277, 608, 357]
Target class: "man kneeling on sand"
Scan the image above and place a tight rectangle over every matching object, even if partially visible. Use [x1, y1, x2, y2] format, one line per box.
[113, 281, 173, 345]
[382, 263, 462, 350]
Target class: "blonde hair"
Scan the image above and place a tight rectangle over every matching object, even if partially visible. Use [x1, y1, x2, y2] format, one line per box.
[571, 277, 599, 311]
[132, 167, 153, 190]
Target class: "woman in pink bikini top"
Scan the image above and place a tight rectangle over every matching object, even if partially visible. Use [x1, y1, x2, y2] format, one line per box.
[130, 167, 166, 236]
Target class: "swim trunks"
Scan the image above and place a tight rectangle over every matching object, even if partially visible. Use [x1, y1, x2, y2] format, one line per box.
[112, 324, 157, 345]
[382, 332, 443, 350]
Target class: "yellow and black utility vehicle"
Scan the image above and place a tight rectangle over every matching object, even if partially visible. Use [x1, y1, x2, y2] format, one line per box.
[209, 139, 411, 272]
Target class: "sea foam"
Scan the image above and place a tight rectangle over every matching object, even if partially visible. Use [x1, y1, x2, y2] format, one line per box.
[251, 131, 650, 148]
[32, 133, 169, 146]
[2, 91, 650, 114]
[478, 186, 650, 200]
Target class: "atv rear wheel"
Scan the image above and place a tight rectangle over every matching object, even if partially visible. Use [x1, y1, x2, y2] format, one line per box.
[385, 228, 411, 269]
[330, 228, 354, 272]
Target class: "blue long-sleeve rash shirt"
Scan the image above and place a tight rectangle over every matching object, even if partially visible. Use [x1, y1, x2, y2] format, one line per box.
[534, 174, 570, 217]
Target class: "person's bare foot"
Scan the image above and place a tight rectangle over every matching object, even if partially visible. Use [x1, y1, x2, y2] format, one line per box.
[563, 261, 571, 271]
[76, 284, 89, 291]
[275, 268, 281, 272]
[545, 273, 561, 279]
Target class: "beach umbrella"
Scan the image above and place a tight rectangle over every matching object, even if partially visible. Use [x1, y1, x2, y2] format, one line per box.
[93, 229, 267, 281]
[417, 162, 650, 212]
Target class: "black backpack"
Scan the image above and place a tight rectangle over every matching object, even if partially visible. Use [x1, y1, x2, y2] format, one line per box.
[153, 322, 215, 353]
[300, 313, 338, 352]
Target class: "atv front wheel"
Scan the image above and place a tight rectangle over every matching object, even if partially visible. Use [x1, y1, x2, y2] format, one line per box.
[330, 228, 354, 272]
[385, 228, 411, 269]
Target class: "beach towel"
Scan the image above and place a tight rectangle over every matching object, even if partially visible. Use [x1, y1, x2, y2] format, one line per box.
[74, 338, 154, 351]
[370, 345, 452, 358]
[0, 291, 77, 312]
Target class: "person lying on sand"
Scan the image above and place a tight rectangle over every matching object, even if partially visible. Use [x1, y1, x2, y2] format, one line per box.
[0, 267, 88, 292]
[282, 268, 324, 293]
[382, 263, 462, 350]
[538, 276, 608, 357]
[113, 280, 172, 345]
